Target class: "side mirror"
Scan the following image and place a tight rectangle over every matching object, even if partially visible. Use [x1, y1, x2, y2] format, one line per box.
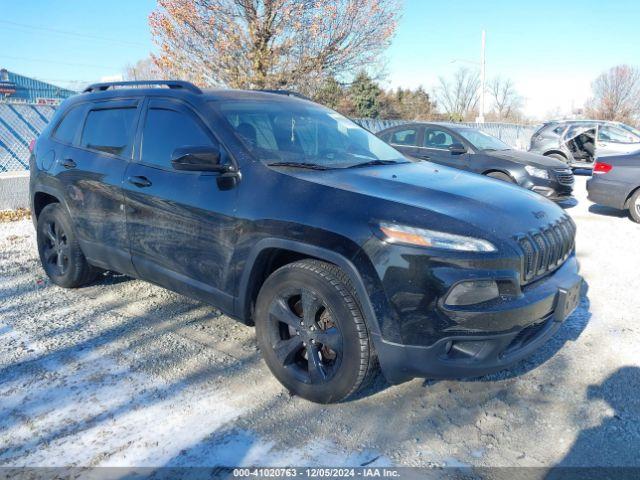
[171, 145, 226, 172]
[449, 143, 467, 155]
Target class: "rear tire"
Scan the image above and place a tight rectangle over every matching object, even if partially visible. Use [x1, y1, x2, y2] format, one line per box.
[255, 259, 378, 403]
[486, 171, 515, 183]
[36, 203, 99, 288]
[628, 190, 640, 223]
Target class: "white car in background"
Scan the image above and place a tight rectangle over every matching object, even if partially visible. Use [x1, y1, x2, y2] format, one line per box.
[529, 120, 640, 168]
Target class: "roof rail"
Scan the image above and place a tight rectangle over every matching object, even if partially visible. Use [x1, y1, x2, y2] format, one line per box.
[83, 80, 202, 94]
[258, 89, 311, 101]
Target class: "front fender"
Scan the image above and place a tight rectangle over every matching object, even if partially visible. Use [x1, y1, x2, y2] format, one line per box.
[238, 238, 391, 336]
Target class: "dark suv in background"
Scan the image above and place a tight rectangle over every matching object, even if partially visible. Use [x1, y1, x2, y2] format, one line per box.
[377, 122, 574, 202]
[30, 81, 582, 403]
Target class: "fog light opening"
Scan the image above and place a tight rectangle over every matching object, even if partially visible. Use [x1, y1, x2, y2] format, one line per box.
[532, 186, 554, 197]
[445, 280, 499, 306]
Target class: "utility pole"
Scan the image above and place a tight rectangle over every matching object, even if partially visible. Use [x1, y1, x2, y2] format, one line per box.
[477, 29, 486, 123]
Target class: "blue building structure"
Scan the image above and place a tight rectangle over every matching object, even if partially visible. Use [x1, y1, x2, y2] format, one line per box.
[0, 69, 75, 105]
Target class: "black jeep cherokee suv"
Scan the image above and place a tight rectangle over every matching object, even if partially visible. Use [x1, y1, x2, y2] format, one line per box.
[30, 81, 583, 403]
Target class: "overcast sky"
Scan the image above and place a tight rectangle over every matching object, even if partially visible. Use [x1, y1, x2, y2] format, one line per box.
[2, 0, 639, 120]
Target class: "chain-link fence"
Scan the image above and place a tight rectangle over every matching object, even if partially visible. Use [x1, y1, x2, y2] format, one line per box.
[0, 102, 539, 173]
[353, 118, 538, 150]
[0, 103, 56, 172]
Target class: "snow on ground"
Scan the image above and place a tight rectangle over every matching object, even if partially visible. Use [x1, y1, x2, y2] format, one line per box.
[0, 176, 639, 469]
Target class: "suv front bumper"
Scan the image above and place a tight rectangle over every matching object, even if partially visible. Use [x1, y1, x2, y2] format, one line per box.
[522, 176, 573, 203]
[374, 257, 583, 384]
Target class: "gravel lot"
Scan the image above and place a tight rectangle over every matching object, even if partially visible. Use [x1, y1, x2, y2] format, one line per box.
[0, 175, 639, 471]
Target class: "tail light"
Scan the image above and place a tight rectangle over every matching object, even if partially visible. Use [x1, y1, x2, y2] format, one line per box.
[29, 139, 36, 152]
[593, 161, 612, 174]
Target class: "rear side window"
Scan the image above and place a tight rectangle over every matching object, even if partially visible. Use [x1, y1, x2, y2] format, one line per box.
[80, 107, 137, 156]
[52, 105, 86, 144]
[598, 125, 635, 143]
[424, 128, 454, 148]
[390, 128, 418, 146]
[141, 108, 213, 168]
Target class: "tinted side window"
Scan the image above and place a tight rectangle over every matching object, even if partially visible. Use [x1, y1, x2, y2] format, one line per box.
[52, 105, 86, 144]
[390, 128, 418, 146]
[424, 128, 454, 148]
[225, 112, 278, 150]
[598, 125, 634, 143]
[80, 108, 137, 156]
[141, 108, 213, 168]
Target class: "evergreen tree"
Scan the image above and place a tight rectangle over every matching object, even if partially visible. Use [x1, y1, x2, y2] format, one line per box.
[349, 72, 383, 118]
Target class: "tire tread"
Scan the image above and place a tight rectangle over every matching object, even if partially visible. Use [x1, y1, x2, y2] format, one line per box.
[269, 259, 379, 401]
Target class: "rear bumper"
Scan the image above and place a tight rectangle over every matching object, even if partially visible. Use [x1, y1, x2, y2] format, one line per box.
[587, 176, 628, 210]
[375, 258, 583, 384]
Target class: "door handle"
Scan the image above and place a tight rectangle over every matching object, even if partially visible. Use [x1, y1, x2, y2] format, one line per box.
[127, 176, 152, 188]
[61, 158, 76, 169]
[416, 154, 430, 160]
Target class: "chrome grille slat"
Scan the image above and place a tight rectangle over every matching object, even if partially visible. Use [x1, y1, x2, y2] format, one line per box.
[554, 168, 575, 186]
[516, 216, 576, 284]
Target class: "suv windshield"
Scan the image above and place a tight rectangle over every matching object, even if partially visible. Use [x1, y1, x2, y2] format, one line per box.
[456, 128, 511, 151]
[212, 100, 406, 168]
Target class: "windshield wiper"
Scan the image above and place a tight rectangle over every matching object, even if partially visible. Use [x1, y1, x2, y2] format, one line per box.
[266, 161, 329, 170]
[345, 159, 405, 169]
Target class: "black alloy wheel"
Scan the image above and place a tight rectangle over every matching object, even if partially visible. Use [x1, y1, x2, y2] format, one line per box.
[36, 203, 98, 288]
[255, 260, 378, 403]
[267, 287, 343, 384]
[41, 219, 70, 276]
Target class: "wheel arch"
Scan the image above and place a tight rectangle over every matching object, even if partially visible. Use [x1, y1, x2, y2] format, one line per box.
[544, 150, 568, 160]
[624, 185, 640, 208]
[31, 184, 74, 219]
[33, 191, 61, 219]
[237, 238, 384, 341]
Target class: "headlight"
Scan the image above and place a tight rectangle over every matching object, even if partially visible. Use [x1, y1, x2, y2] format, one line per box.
[379, 222, 496, 252]
[525, 165, 550, 179]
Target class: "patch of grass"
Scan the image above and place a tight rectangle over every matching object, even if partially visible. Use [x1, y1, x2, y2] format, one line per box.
[0, 208, 31, 222]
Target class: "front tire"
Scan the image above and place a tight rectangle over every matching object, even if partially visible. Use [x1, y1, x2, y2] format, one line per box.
[255, 260, 378, 403]
[36, 203, 98, 288]
[628, 190, 640, 223]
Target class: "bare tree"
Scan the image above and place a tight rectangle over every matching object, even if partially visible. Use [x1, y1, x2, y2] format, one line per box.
[149, 0, 400, 94]
[586, 65, 640, 124]
[488, 76, 522, 121]
[434, 67, 479, 121]
[124, 57, 166, 81]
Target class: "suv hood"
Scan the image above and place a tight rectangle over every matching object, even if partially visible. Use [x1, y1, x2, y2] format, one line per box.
[486, 149, 568, 169]
[290, 162, 567, 239]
